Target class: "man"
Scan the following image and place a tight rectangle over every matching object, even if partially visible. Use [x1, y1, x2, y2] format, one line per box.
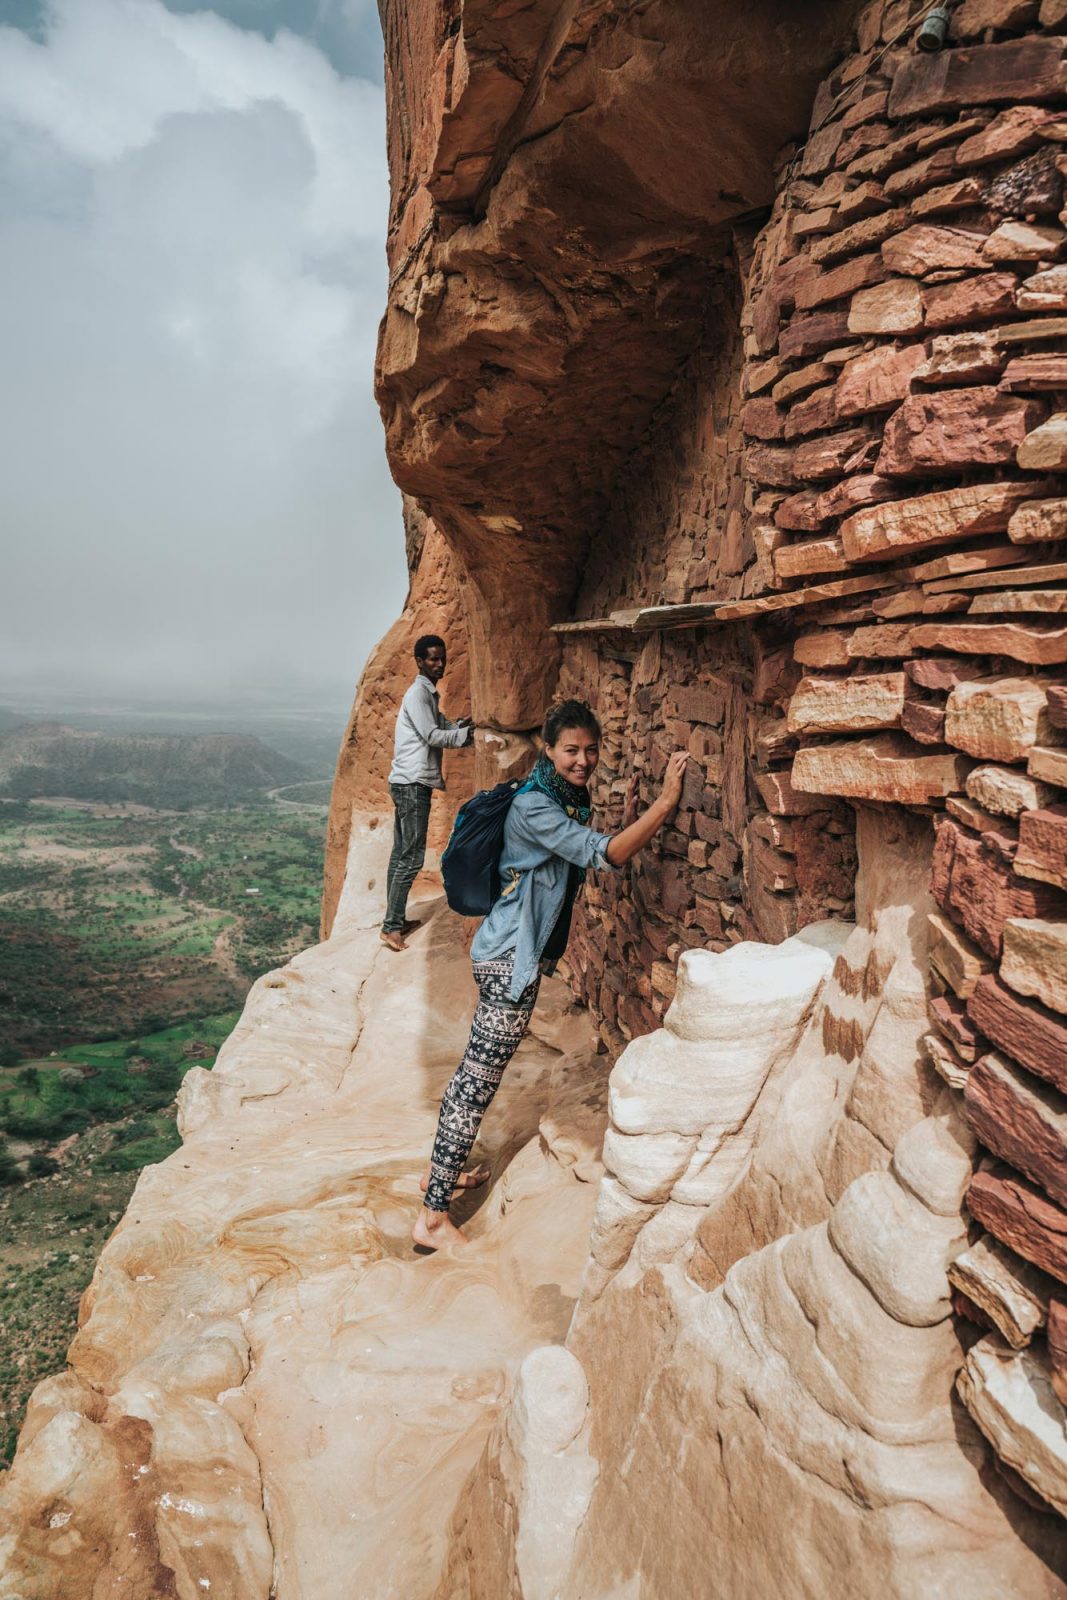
[381, 634, 473, 952]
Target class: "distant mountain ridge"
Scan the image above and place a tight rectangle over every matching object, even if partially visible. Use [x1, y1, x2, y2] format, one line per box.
[0, 723, 307, 808]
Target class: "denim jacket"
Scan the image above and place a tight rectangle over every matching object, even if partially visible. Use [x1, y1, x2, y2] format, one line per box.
[470, 790, 616, 1000]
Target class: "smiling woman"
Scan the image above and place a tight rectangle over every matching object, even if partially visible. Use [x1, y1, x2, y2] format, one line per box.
[411, 699, 689, 1252]
[0, 0, 403, 703]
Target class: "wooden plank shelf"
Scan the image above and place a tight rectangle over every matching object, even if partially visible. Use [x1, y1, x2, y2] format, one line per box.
[551, 573, 903, 635]
[550, 610, 643, 634]
[551, 543, 1067, 637]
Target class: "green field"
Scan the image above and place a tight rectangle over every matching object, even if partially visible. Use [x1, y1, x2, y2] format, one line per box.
[0, 799, 327, 1060]
[0, 790, 331, 1459]
[0, 1010, 240, 1466]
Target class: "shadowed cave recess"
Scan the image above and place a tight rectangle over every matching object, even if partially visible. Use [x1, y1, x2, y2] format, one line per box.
[1, 2, 1066, 1597]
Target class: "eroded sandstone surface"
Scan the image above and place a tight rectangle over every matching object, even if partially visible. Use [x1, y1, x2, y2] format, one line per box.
[0, 824, 608, 1597]
[4, 0, 1067, 1594]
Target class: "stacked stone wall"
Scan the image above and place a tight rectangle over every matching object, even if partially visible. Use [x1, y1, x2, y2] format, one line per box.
[338, 0, 1067, 1535]
[557, 622, 859, 1044]
[555, 251, 867, 1043]
[730, 0, 1067, 1499]
[552, 0, 1067, 1515]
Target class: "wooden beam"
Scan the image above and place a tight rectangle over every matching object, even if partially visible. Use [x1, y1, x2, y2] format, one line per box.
[550, 609, 642, 634]
[632, 572, 897, 631]
[630, 601, 730, 631]
[552, 556, 1067, 639]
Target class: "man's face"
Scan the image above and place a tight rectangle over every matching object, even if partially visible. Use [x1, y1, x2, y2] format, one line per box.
[418, 645, 446, 683]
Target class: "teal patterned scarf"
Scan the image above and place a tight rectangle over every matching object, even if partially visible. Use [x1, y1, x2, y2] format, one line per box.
[521, 753, 592, 964]
[522, 752, 592, 823]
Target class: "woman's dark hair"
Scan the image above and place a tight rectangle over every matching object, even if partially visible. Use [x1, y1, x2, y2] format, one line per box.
[542, 698, 601, 747]
[414, 633, 446, 662]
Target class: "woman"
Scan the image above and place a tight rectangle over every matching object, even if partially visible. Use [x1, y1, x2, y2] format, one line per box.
[413, 698, 688, 1251]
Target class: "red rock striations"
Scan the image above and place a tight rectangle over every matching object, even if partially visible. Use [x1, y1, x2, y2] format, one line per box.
[373, 0, 864, 728]
[343, 0, 1067, 1554]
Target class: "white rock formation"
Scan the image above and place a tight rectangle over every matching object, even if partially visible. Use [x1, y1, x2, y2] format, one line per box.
[958, 1340, 1067, 1519]
[593, 922, 848, 1280]
[0, 818, 609, 1599]
[457, 806, 1066, 1599]
[1, 808, 1063, 1598]
[504, 1347, 598, 1600]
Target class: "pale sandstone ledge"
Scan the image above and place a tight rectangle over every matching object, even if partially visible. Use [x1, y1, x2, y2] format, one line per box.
[441, 807, 1066, 1597]
[2, 813, 1064, 1598]
[0, 821, 609, 1599]
[958, 1339, 1067, 1521]
[6, 0, 1067, 1590]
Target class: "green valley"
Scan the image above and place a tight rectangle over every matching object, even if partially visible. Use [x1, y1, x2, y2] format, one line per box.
[0, 799, 327, 1060]
[0, 763, 333, 1461]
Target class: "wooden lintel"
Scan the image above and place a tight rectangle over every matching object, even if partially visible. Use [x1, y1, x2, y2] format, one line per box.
[553, 553, 1065, 639]
[632, 571, 896, 631]
[630, 602, 729, 632]
[550, 609, 642, 634]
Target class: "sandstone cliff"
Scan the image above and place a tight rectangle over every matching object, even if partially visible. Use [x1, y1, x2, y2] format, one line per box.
[3, 1, 1067, 1595]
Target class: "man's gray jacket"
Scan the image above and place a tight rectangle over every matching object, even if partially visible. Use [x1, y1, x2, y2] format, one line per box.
[388, 673, 468, 789]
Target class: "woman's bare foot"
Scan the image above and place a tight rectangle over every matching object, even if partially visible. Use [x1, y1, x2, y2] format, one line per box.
[379, 930, 406, 952]
[418, 1163, 489, 1194]
[412, 1206, 468, 1251]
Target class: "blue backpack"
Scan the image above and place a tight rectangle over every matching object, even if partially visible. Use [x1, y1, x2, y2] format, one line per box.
[441, 777, 524, 916]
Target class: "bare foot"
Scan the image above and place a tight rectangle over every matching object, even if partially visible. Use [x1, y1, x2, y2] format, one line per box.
[379, 930, 406, 952]
[412, 1207, 468, 1251]
[419, 1163, 489, 1194]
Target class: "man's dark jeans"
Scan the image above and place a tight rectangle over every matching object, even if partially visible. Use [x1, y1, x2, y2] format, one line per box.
[383, 781, 433, 933]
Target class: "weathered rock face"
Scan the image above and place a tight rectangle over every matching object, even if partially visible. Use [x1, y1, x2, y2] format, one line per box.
[351, 0, 1067, 1583]
[372, 0, 863, 736]
[0, 828, 608, 1598]
[5, 0, 1067, 1595]
[441, 810, 1063, 1598]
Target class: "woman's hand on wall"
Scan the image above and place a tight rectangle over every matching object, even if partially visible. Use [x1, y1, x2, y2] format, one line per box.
[606, 751, 688, 868]
[659, 751, 688, 813]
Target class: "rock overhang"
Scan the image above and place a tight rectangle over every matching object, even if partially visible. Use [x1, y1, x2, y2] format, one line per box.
[377, 0, 864, 581]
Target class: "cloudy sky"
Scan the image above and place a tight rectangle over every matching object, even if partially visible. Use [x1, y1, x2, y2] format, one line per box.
[0, 0, 406, 704]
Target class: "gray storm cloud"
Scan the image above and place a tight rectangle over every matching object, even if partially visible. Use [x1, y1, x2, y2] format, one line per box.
[0, 0, 404, 698]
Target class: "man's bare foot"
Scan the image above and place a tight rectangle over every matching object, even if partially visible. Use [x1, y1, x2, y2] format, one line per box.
[379, 930, 406, 952]
[419, 1163, 489, 1194]
[412, 1207, 468, 1251]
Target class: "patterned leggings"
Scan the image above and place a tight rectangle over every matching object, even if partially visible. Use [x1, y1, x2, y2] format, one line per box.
[424, 954, 542, 1212]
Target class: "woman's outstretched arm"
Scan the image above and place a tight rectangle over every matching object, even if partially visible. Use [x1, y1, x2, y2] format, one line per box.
[605, 751, 688, 866]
